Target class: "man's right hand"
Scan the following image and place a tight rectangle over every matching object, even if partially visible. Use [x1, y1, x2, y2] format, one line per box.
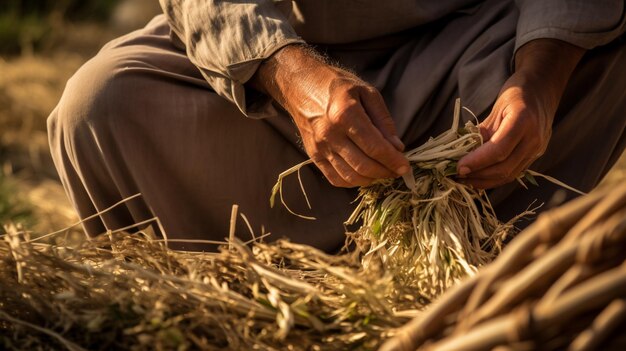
[250, 45, 409, 187]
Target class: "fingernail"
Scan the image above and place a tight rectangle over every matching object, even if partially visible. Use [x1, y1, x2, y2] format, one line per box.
[458, 166, 471, 176]
[397, 165, 411, 175]
[391, 136, 405, 151]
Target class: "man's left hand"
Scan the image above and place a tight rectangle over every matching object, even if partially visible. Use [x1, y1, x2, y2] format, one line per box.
[456, 72, 552, 189]
[457, 39, 586, 189]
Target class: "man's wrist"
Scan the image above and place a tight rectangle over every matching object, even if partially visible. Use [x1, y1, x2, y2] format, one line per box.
[249, 44, 324, 109]
[515, 40, 585, 95]
[513, 39, 586, 115]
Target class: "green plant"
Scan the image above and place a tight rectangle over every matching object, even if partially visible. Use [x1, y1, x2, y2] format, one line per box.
[0, 175, 34, 234]
[0, 0, 120, 54]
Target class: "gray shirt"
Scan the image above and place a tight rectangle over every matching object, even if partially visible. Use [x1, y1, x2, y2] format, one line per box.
[159, 0, 626, 118]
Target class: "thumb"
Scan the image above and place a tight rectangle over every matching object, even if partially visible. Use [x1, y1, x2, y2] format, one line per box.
[457, 110, 521, 176]
[361, 88, 405, 152]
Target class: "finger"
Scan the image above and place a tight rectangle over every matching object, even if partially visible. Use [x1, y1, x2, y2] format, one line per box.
[461, 157, 533, 189]
[341, 104, 410, 176]
[457, 112, 525, 176]
[327, 152, 376, 187]
[312, 158, 351, 188]
[360, 88, 405, 151]
[460, 132, 543, 189]
[460, 142, 530, 181]
[333, 138, 397, 179]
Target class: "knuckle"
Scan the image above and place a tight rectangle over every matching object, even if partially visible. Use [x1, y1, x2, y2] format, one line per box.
[327, 109, 344, 126]
[365, 85, 379, 95]
[312, 125, 334, 145]
[326, 152, 339, 165]
[315, 134, 331, 145]
[310, 151, 324, 163]
[343, 173, 358, 184]
[345, 125, 361, 138]
[328, 101, 358, 126]
[352, 161, 367, 175]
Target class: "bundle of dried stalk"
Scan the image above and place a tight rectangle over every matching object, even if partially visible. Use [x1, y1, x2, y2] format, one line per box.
[381, 182, 626, 351]
[0, 220, 428, 351]
[274, 99, 533, 303]
[345, 101, 525, 301]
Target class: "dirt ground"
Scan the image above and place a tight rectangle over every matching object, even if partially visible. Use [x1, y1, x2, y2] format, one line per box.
[1, 14, 625, 234]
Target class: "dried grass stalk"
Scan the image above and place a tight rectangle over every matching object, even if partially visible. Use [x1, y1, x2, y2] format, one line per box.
[0, 223, 427, 350]
[346, 100, 531, 301]
[274, 99, 532, 303]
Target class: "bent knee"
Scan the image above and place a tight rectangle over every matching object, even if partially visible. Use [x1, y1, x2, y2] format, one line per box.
[49, 48, 153, 140]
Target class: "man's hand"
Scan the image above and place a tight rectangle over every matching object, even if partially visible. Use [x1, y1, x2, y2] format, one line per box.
[250, 45, 409, 187]
[457, 39, 586, 189]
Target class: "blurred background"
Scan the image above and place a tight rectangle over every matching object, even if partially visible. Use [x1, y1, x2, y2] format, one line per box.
[0, 0, 624, 235]
[0, 0, 160, 234]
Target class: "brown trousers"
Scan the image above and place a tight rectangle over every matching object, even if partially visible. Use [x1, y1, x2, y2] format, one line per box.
[48, 13, 626, 252]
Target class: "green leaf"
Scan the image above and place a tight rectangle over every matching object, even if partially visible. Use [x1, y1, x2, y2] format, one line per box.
[443, 162, 458, 176]
[524, 172, 539, 186]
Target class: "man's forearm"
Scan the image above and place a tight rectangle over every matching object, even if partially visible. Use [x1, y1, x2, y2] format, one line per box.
[514, 39, 586, 116]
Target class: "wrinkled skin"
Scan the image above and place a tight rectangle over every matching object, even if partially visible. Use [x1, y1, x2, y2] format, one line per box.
[457, 39, 585, 189]
[250, 46, 409, 187]
[251, 39, 585, 189]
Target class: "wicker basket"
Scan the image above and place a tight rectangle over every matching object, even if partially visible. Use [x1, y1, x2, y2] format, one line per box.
[381, 183, 626, 351]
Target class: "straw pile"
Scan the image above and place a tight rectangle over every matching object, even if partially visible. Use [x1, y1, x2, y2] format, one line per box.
[382, 182, 626, 351]
[0, 225, 418, 350]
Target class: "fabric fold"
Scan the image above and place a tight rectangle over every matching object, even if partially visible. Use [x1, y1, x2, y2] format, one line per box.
[159, 0, 305, 118]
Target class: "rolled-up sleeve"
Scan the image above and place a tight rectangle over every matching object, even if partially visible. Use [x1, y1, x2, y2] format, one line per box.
[515, 0, 626, 52]
[159, 0, 305, 118]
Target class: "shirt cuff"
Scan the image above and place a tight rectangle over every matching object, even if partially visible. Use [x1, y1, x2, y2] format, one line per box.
[225, 37, 305, 119]
[514, 0, 626, 55]
[161, 0, 305, 119]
